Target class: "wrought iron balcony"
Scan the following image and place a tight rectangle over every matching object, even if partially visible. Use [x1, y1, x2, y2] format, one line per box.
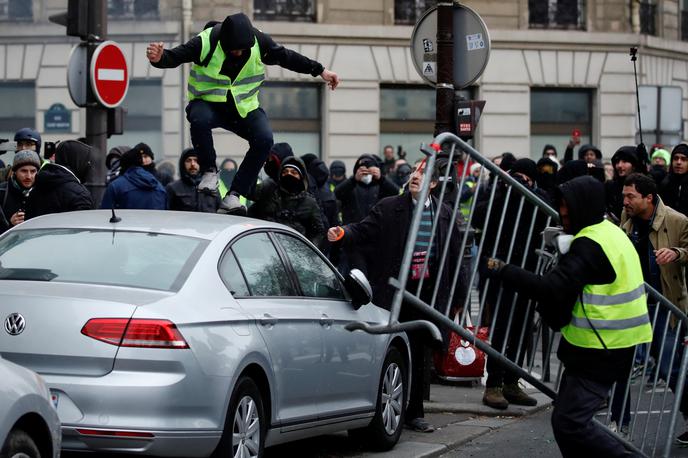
[394, 0, 435, 26]
[639, 2, 657, 36]
[529, 0, 586, 30]
[254, 0, 316, 22]
[108, 0, 159, 20]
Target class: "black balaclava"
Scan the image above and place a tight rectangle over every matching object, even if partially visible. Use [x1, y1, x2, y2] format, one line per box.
[220, 13, 255, 52]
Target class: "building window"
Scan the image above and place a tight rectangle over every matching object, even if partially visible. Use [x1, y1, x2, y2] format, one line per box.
[0, 0, 32, 21]
[633, 0, 657, 35]
[108, 79, 162, 157]
[681, 0, 688, 41]
[253, 0, 316, 22]
[530, 88, 592, 160]
[380, 85, 471, 162]
[108, 0, 158, 20]
[394, 0, 435, 26]
[259, 82, 321, 157]
[638, 86, 683, 147]
[529, 0, 586, 30]
[0, 82, 35, 163]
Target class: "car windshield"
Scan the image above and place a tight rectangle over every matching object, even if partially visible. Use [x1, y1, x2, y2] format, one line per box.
[0, 229, 208, 291]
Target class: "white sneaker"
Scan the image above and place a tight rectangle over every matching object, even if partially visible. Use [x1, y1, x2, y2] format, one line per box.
[218, 192, 246, 215]
[198, 171, 218, 194]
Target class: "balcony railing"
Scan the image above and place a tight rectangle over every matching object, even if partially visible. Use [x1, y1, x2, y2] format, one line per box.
[529, 0, 586, 30]
[254, 0, 316, 22]
[394, 0, 435, 26]
[108, 0, 159, 20]
[682, 10, 688, 41]
[0, 0, 32, 21]
[639, 2, 657, 36]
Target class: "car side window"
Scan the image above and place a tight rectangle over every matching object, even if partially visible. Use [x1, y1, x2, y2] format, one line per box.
[231, 232, 296, 297]
[218, 249, 250, 296]
[274, 233, 346, 300]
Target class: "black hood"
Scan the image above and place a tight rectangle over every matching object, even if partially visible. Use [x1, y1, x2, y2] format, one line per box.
[279, 156, 309, 193]
[264, 142, 294, 181]
[307, 158, 329, 187]
[179, 147, 200, 183]
[556, 159, 605, 186]
[557, 175, 605, 235]
[34, 163, 81, 190]
[55, 140, 92, 182]
[220, 13, 255, 52]
[353, 154, 380, 174]
[578, 144, 602, 160]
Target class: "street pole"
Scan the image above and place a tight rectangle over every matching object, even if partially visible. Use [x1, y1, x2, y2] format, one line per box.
[180, 0, 192, 151]
[434, 1, 454, 137]
[85, 0, 107, 206]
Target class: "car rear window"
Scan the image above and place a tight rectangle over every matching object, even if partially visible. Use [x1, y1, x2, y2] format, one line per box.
[0, 229, 208, 291]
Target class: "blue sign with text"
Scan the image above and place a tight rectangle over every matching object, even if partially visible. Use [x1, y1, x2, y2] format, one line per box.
[44, 103, 71, 132]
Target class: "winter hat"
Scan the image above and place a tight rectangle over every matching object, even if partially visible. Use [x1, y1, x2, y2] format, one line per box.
[510, 158, 538, 182]
[220, 13, 254, 52]
[330, 160, 346, 176]
[282, 163, 302, 177]
[106, 145, 129, 170]
[578, 144, 602, 160]
[12, 149, 41, 171]
[611, 145, 641, 170]
[300, 153, 318, 169]
[119, 146, 144, 172]
[354, 154, 379, 175]
[469, 163, 482, 176]
[536, 157, 559, 175]
[671, 143, 688, 161]
[499, 152, 517, 173]
[132, 142, 154, 160]
[651, 148, 671, 165]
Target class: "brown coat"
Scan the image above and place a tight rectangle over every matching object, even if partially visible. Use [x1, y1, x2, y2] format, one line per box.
[621, 197, 688, 317]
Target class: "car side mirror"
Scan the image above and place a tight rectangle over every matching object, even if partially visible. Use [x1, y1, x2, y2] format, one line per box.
[345, 269, 372, 310]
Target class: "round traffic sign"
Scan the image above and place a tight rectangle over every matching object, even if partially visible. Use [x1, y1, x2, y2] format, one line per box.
[410, 5, 491, 89]
[90, 41, 129, 108]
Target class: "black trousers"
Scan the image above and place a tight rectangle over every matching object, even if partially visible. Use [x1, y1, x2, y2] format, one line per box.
[553, 371, 641, 458]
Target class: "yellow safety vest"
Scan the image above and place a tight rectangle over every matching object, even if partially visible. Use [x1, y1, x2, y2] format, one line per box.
[187, 28, 265, 118]
[561, 219, 653, 349]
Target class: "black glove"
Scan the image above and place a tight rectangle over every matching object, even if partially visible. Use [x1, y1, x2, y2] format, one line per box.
[481, 257, 506, 278]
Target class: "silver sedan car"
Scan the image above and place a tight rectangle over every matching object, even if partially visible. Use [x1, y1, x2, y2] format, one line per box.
[0, 210, 410, 457]
[0, 356, 61, 458]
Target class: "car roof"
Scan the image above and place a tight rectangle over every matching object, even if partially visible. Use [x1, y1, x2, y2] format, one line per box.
[14, 210, 288, 240]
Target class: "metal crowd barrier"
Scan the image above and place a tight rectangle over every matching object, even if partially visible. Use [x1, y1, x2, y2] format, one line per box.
[346, 131, 688, 458]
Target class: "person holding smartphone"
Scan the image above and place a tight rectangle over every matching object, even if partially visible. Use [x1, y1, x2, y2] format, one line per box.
[0, 149, 41, 233]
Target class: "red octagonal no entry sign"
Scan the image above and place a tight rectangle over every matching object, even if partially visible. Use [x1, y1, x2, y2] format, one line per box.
[90, 41, 129, 108]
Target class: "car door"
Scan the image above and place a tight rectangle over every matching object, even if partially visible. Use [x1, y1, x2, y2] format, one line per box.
[273, 232, 384, 417]
[225, 231, 324, 425]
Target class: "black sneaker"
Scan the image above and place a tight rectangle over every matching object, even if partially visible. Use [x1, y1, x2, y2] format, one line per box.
[676, 431, 688, 446]
[405, 417, 435, 433]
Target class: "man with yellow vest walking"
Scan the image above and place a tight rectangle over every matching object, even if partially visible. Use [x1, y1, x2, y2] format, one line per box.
[484, 175, 652, 457]
[147, 13, 339, 215]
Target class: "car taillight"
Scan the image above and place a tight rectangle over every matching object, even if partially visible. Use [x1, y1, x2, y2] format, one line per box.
[81, 318, 189, 349]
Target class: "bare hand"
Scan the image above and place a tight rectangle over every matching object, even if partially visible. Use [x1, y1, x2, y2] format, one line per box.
[327, 226, 344, 242]
[355, 166, 368, 182]
[10, 211, 24, 226]
[146, 42, 164, 63]
[320, 69, 340, 90]
[655, 248, 678, 265]
[369, 166, 381, 180]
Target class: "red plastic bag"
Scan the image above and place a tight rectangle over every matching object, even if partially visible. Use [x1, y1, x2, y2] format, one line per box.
[434, 326, 488, 379]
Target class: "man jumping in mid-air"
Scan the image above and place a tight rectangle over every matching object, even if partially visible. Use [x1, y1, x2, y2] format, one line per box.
[147, 12, 339, 214]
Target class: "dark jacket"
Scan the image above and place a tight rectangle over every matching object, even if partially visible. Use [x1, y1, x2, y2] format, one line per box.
[166, 150, 221, 212]
[101, 167, 166, 210]
[307, 158, 339, 227]
[248, 157, 325, 247]
[340, 192, 465, 318]
[0, 178, 30, 233]
[660, 171, 688, 218]
[497, 176, 636, 384]
[25, 163, 93, 218]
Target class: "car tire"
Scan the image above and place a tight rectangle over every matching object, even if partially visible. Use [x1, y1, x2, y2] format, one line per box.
[1, 428, 41, 458]
[213, 376, 266, 458]
[350, 346, 407, 451]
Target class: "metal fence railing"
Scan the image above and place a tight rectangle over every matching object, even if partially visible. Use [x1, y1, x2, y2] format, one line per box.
[347, 131, 688, 458]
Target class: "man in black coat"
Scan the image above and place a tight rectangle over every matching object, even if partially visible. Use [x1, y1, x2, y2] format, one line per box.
[0, 149, 41, 233]
[659, 143, 688, 218]
[327, 162, 465, 433]
[25, 140, 93, 218]
[484, 175, 650, 457]
[166, 148, 221, 212]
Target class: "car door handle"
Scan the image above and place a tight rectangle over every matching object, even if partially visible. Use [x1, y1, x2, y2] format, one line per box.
[259, 313, 278, 327]
[320, 314, 333, 327]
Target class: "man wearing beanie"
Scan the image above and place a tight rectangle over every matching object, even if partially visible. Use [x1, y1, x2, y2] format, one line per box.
[660, 143, 688, 218]
[25, 139, 93, 219]
[147, 12, 339, 216]
[606, 145, 644, 221]
[0, 150, 41, 233]
[649, 148, 671, 184]
[101, 146, 166, 210]
[328, 160, 347, 192]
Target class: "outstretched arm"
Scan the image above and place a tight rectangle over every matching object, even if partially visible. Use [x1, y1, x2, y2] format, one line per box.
[148, 36, 203, 68]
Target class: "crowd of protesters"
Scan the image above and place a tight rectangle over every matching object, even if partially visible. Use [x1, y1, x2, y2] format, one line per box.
[3, 127, 688, 448]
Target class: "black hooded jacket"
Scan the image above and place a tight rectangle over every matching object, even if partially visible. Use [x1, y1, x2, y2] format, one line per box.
[660, 172, 688, 217]
[248, 157, 325, 248]
[497, 176, 635, 384]
[166, 149, 221, 212]
[25, 141, 93, 218]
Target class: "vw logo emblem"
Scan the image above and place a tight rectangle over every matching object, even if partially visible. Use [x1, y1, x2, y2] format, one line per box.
[4, 313, 26, 336]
